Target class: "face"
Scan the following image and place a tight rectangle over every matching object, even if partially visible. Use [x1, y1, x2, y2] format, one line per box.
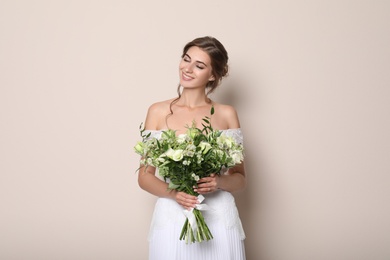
[179, 46, 215, 89]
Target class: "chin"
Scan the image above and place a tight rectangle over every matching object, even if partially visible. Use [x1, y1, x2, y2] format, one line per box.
[179, 81, 193, 88]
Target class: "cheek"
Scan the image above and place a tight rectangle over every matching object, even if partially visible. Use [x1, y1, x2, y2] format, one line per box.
[179, 60, 186, 69]
[202, 71, 213, 80]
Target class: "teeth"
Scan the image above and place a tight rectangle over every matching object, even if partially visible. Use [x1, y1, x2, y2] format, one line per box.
[183, 73, 192, 80]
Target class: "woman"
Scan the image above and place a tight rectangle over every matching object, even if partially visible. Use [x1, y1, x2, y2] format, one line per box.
[138, 36, 246, 260]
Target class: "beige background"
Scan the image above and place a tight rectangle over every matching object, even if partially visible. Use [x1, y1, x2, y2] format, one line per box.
[1, 1, 389, 259]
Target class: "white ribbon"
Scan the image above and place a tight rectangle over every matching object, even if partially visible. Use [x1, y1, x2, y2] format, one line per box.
[183, 194, 211, 234]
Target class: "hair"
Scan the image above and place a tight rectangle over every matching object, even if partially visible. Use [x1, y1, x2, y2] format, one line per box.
[168, 36, 229, 118]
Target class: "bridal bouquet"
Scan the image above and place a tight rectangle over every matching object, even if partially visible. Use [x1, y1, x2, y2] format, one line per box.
[134, 108, 244, 243]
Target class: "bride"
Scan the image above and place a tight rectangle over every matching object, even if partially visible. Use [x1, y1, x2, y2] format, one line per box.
[137, 36, 247, 260]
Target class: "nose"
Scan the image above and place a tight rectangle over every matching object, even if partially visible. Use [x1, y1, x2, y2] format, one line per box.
[184, 63, 193, 73]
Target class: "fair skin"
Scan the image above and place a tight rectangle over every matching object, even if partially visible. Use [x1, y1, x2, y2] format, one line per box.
[138, 46, 246, 210]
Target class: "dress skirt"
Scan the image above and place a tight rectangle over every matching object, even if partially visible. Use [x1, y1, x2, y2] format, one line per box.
[148, 190, 246, 260]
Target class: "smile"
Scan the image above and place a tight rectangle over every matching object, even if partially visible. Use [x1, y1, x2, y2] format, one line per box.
[182, 72, 194, 81]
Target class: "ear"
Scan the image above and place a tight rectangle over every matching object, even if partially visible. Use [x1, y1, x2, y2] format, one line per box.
[209, 74, 215, 81]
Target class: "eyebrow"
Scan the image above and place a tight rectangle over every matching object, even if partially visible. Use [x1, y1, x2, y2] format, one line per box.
[184, 54, 208, 67]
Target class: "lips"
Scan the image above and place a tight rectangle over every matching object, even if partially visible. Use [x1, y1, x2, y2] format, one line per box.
[182, 72, 193, 81]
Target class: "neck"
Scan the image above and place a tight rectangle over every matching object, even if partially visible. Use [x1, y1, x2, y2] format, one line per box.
[178, 88, 211, 108]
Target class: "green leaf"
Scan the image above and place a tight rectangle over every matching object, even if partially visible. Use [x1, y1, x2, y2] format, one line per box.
[168, 182, 180, 190]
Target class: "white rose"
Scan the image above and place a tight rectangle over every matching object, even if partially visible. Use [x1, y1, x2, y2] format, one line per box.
[217, 135, 233, 149]
[214, 149, 224, 158]
[231, 151, 244, 164]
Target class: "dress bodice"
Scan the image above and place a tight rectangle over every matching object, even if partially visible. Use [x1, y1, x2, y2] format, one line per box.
[143, 128, 244, 145]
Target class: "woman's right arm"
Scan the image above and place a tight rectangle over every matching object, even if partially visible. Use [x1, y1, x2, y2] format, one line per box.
[137, 103, 198, 209]
[137, 165, 176, 198]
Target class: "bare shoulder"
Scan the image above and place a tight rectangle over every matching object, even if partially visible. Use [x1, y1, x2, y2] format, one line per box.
[144, 99, 173, 130]
[212, 102, 241, 129]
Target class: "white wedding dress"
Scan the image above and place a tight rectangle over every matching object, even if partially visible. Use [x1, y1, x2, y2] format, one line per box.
[144, 129, 246, 260]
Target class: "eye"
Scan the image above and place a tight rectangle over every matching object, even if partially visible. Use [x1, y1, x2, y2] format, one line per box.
[196, 65, 205, 70]
[183, 56, 190, 62]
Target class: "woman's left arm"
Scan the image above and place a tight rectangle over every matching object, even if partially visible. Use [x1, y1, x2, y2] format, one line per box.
[195, 104, 246, 194]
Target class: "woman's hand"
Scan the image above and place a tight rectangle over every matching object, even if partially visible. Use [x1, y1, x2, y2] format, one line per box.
[174, 191, 199, 210]
[194, 174, 219, 194]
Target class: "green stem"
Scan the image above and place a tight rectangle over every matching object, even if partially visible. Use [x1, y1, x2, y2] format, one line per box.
[178, 186, 214, 243]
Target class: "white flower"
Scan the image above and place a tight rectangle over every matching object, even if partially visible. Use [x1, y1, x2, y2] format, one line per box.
[214, 149, 224, 158]
[157, 156, 166, 163]
[184, 150, 195, 157]
[177, 134, 187, 144]
[134, 142, 145, 155]
[165, 148, 184, 162]
[186, 128, 198, 139]
[146, 158, 153, 165]
[184, 144, 196, 157]
[191, 173, 200, 181]
[199, 141, 212, 154]
[230, 151, 244, 165]
[186, 144, 196, 151]
[217, 135, 233, 149]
